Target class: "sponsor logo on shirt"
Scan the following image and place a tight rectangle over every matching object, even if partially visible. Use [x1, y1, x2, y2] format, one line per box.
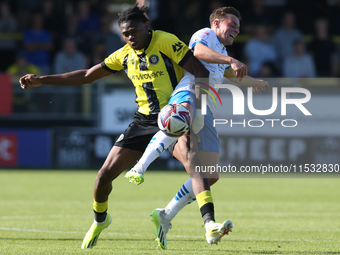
[129, 71, 165, 80]
[201, 31, 210, 41]
[172, 42, 183, 53]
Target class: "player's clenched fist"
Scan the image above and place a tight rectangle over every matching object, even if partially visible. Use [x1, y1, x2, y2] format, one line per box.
[229, 58, 247, 81]
[19, 74, 43, 89]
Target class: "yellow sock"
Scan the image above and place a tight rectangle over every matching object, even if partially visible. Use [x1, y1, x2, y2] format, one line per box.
[196, 190, 213, 209]
[93, 200, 108, 213]
[196, 190, 215, 223]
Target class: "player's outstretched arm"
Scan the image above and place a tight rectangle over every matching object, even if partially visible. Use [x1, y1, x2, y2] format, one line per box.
[19, 64, 112, 89]
[182, 54, 209, 78]
[194, 43, 247, 81]
[224, 68, 270, 93]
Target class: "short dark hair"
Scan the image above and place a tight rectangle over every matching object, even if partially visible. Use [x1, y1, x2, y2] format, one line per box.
[209, 7, 241, 25]
[118, 3, 149, 26]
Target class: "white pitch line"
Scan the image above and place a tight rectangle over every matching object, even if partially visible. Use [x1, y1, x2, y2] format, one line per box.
[1, 212, 339, 221]
[171, 235, 337, 243]
[0, 227, 337, 243]
[0, 227, 82, 234]
[0, 215, 90, 220]
[172, 212, 340, 217]
[0, 214, 147, 220]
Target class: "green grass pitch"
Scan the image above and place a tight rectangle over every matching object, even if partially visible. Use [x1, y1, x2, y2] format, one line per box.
[0, 170, 339, 254]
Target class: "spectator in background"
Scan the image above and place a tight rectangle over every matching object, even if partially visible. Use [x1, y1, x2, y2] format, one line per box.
[22, 12, 53, 75]
[7, 51, 41, 78]
[243, 25, 277, 77]
[137, 0, 178, 34]
[0, 1, 18, 71]
[242, 0, 275, 35]
[327, 0, 340, 35]
[89, 40, 106, 67]
[13, 0, 41, 31]
[7, 51, 41, 113]
[41, 0, 66, 58]
[62, 14, 87, 55]
[273, 11, 303, 73]
[283, 39, 316, 78]
[41, 0, 65, 35]
[88, 0, 106, 16]
[52, 37, 87, 114]
[258, 61, 277, 78]
[75, 0, 100, 53]
[14, 0, 41, 13]
[177, 0, 202, 43]
[92, 15, 124, 57]
[309, 18, 337, 77]
[54, 37, 87, 74]
[287, 0, 327, 34]
[76, 0, 100, 34]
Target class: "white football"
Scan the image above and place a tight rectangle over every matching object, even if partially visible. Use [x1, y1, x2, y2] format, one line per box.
[157, 104, 191, 137]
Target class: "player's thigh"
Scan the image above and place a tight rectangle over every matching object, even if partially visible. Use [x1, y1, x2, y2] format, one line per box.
[100, 145, 143, 181]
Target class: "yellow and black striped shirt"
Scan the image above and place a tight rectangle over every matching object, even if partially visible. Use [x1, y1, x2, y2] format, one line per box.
[101, 30, 192, 115]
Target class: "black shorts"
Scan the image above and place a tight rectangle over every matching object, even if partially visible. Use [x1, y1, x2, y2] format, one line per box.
[114, 111, 160, 152]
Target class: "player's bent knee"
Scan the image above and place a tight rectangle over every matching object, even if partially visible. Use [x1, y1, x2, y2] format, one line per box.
[96, 167, 115, 187]
[208, 177, 219, 186]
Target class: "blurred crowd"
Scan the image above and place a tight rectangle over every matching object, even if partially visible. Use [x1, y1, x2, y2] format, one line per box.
[0, 0, 124, 80]
[1, 0, 340, 81]
[166, 0, 340, 78]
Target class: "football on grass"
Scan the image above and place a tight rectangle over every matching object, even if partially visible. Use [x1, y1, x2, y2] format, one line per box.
[157, 104, 191, 137]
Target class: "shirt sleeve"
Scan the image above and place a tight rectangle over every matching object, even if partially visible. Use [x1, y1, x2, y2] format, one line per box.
[190, 29, 216, 50]
[102, 47, 125, 73]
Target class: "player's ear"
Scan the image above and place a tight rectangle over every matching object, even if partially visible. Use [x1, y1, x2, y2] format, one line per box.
[213, 19, 219, 28]
[143, 22, 149, 31]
